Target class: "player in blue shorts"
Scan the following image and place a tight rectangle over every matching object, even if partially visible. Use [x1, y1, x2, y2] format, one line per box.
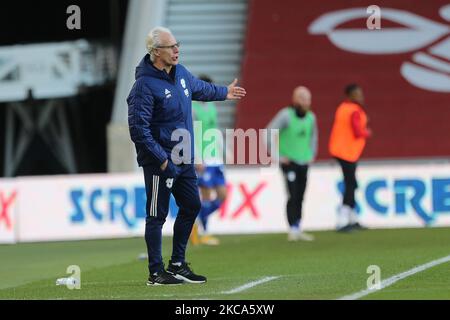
[190, 75, 228, 246]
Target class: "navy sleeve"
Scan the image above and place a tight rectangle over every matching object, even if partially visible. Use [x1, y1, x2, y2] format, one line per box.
[127, 80, 168, 165]
[187, 70, 228, 101]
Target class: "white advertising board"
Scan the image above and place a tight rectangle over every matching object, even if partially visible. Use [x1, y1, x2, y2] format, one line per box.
[0, 162, 449, 243]
[0, 180, 18, 243]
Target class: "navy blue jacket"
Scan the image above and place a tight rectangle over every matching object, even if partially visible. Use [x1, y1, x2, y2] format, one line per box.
[127, 54, 228, 167]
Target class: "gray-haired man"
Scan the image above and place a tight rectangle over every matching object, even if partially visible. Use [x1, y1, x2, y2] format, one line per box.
[127, 27, 246, 285]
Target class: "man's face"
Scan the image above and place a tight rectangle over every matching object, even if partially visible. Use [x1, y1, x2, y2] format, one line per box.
[154, 32, 180, 67]
[292, 87, 312, 111]
[351, 87, 365, 105]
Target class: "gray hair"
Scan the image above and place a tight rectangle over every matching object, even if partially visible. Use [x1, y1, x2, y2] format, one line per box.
[146, 26, 173, 62]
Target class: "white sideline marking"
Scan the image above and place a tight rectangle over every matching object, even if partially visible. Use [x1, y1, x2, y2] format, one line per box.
[338, 254, 450, 300]
[221, 276, 280, 295]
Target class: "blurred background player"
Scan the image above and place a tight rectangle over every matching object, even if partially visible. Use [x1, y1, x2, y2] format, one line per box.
[329, 84, 372, 232]
[266, 86, 318, 241]
[190, 75, 228, 246]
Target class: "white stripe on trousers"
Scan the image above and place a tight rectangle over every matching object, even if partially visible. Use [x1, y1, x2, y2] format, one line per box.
[149, 176, 155, 217]
[150, 175, 159, 217]
[154, 176, 159, 217]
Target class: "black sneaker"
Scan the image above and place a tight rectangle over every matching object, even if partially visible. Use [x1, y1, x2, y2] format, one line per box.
[337, 224, 355, 233]
[167, 261, 207, 284]
[350, 222, 369, 230]
[147, 270, 184, 286]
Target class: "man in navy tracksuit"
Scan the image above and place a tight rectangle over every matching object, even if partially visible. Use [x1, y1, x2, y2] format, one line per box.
[127, 27, 246, 285]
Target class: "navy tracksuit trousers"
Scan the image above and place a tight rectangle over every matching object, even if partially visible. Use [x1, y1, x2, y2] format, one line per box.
[336, 157, 358, 209]
[143, 162, 201, 274]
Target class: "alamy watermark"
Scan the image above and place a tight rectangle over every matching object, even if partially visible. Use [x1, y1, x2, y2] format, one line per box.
[66, 5, 81, 30]
[169, 122, 279, 168]
[366, 265, 381, 290]
[56, 265, 81, 289]
[367, 5, 382, 30]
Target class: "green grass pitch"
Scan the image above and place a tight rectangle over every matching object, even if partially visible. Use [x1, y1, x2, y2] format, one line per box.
[0, 227, 449, 300]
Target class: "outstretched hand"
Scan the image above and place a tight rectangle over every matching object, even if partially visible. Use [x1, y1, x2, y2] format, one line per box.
[227, 79, 246, 100]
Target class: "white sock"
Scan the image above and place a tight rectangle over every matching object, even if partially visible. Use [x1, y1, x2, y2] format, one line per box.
[348, 209, 359, 224]
[337, 205, 351, 228]
[290, 225, 300, 234]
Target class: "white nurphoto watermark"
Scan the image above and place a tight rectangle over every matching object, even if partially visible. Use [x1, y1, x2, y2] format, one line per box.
[366, 265, 381, 290]
[367, 5, 382, 30]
